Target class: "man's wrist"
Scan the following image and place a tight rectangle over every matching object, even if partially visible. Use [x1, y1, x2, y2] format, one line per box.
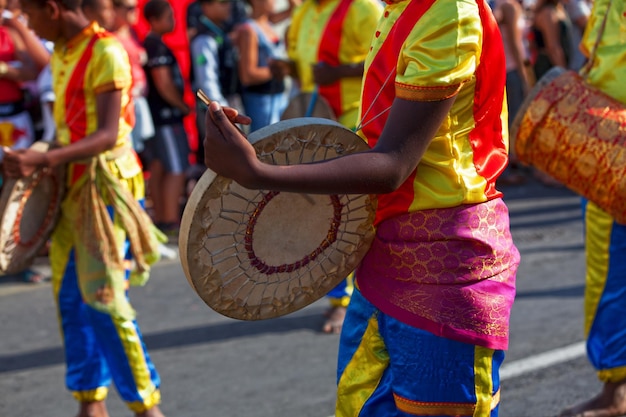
[0, 61, 8, 77]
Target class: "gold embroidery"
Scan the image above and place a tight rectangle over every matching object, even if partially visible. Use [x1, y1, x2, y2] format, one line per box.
[395, 82, 462, 102]
[515, 70, 626, 223]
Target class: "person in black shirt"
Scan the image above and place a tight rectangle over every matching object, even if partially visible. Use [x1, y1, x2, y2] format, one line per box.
[143, 0, 190, 237]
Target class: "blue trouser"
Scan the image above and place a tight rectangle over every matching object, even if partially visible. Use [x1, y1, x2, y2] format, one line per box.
[582, 198, 626, 383]
[336, 289, 504, 416]
[56, 245, 161, 412]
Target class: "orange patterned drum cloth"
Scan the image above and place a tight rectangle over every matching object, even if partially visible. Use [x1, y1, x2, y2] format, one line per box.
[512, 67, 626, 223]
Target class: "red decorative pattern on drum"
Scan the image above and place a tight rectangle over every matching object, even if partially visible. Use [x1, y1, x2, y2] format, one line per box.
[512, 67, 626, 223]
[244, 192, 343, 274]
[0, 142, 65, 274]
[11, 169, 60, 248]
[179, 118, 376, 320]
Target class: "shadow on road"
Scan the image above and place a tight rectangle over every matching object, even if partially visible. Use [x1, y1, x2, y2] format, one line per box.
[0, 311, 325, 373]
[515, 284, 585, 299]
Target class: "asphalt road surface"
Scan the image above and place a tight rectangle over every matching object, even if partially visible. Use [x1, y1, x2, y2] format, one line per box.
[0, 177, 603, 417]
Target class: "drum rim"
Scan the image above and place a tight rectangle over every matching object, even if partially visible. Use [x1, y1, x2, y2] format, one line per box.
[510, 66, 568, 142]
[0, 142, 65, 274]
[280, 92, 337, 121]
[179, 118, 376, 320]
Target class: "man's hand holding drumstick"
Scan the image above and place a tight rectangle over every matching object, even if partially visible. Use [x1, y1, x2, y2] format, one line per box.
[197, 90, 257, 186]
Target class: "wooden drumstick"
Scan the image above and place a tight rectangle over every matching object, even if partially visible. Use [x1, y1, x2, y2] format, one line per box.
[197, 89, 248, 137]
[196, 89, 211, 106]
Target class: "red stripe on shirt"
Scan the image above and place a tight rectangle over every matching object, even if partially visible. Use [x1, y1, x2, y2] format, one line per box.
[317, 0, 353, 118]
[468, 0, 507, 198]
[65, 32, 107, 183]
[360, 0, 437, 225]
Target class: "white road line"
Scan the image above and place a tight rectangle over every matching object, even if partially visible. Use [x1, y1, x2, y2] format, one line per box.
[500, 341, 587, 381]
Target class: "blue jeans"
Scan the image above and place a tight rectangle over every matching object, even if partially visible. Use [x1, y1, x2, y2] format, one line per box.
[242, 91, 287, 133]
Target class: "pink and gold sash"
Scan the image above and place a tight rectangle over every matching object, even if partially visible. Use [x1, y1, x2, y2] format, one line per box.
[356, 198, 519, 350]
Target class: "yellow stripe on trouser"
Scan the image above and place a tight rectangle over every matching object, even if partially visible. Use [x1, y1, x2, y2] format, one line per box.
[474, 346, 499, 416]
[111, 314, 160, 413]
[584, 201, 626, 383]
[51, 218, 159, 411]
[584, 201, 612, 337]
[329, 273, 354, 308]
[336, 315, 389, 416]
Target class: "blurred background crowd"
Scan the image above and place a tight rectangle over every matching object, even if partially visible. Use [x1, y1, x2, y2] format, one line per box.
[0, 0, 593, 279]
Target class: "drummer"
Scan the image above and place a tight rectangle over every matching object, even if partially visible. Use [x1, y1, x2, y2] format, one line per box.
[557, 1, 626, 416]
[203, 0, 520, 413]
[0, 0, 50, 283]
[269, 0, 382, 333]
[4, 1, 166, 416]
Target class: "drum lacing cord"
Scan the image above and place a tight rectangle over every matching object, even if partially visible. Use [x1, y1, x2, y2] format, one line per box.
[354, 69, 395, 133]
[580, 0, 613, 80]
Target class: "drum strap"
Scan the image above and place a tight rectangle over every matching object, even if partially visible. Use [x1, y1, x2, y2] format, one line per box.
[580, 0, 613, 79]
[360, 0, 438, 144]
[317, 0, 354, 118]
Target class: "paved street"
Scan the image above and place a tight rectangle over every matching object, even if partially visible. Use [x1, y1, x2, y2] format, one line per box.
[0, 177, 603, 417]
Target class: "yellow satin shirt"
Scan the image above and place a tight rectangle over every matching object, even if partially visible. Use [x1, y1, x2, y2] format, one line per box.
[287, 0, 382, 128]
[581, 0, 626, 104]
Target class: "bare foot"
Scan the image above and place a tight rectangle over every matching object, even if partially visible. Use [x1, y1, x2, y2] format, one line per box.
[322, 306, 346, 334]
[76, 401, 110, 417]
[135, 405, 166, 417]
[558, 381, 626, 417]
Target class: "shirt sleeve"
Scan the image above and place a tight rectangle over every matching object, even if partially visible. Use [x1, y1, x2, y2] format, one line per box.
[343, 0, 383, 63]
[90, 38, 132, 94]
[191, 35, 227, 104]
[396, 0, 480, 101]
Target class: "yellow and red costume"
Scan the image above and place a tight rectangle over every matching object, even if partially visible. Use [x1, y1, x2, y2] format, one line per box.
[578, 0, 626, 386]
[287, 0, 382, 129]
[49, 22, 163, 413]
[335, 0, 520, 415]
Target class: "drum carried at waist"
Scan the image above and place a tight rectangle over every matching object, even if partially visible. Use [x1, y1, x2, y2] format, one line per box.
[0, 141, 65, 274]
[511, 66, 626, 223]
[179, 118, 376, 320]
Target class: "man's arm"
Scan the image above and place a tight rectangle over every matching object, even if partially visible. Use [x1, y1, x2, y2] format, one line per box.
[3, 16, 50, 72]
[236, 24, 273, 86]
[150, 66, 190, 113]
[500, 1, 529, 91]
[0, 26, 39, 83]
[203, 96, 456, 194]
[312, 62, 364, 85]
[4, 90, 123, 177]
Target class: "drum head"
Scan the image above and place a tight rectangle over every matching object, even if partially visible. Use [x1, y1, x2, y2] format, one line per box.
[0, 142, 65, 274]
[179, 118, 376, 320]
[281, 92, 336, 121]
